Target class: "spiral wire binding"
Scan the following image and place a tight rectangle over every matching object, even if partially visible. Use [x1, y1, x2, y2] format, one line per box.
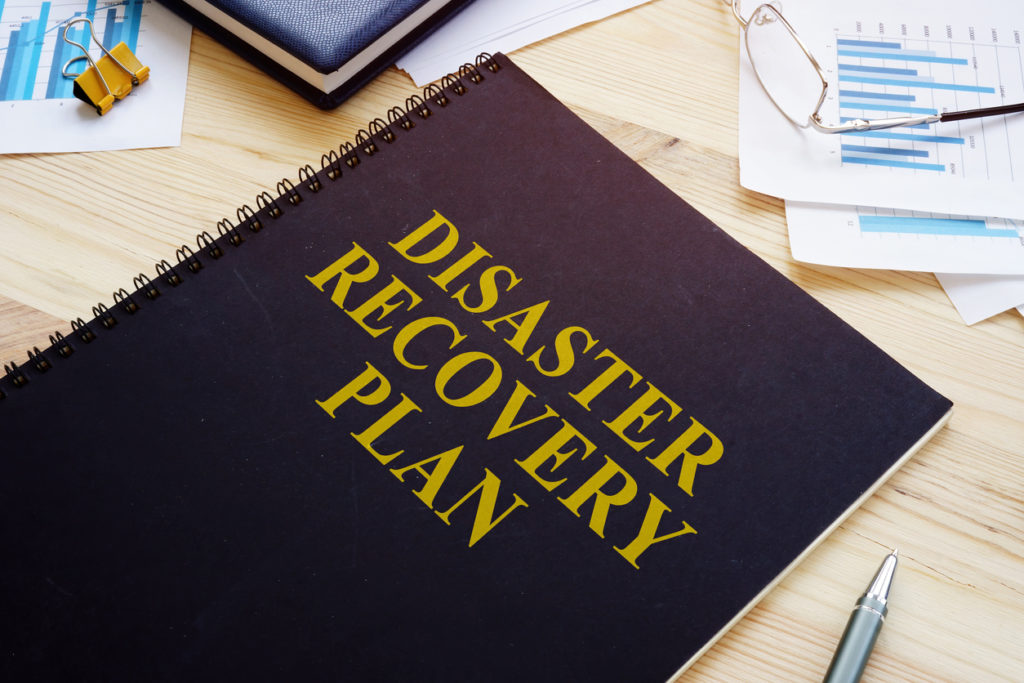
[0, 54, 502, 402]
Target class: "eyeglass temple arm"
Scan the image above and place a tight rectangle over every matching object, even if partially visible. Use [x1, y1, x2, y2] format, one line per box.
[811, 101, 1024, 134]
[940, 101, 1024, 122]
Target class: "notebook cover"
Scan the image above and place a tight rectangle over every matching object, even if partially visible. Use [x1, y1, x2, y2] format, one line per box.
[157, 0, 471, 108]
[0, 54, 951, 681]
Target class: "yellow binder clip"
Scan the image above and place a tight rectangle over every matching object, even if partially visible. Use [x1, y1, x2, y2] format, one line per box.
[61, 18, 150, 116]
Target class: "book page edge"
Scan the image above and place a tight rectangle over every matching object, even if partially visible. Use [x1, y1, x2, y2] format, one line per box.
[665, 406, 954, 682]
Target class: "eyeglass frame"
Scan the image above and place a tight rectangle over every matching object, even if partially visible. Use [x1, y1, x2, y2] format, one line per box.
[727, 0, 1024, 134]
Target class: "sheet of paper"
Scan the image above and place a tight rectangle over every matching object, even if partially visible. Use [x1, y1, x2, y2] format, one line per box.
[0, 0, 191, 154]
[739, 0, 1024, 217]
[397, 0, 650, 86]
[936, 272, 1024, 324]
[785, 202, 1024, 274]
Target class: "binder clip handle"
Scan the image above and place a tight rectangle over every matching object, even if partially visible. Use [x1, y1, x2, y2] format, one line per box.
[61, 17, 150, 115]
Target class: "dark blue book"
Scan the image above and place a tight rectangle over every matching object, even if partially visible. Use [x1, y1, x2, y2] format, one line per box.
[158, 0, 472, 108]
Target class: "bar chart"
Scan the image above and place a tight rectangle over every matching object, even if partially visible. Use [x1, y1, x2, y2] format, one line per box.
[833, 30, 1024, 180]
[0, 0, 190, 154]
[784, 201, 1024, 275]
[856, 213, 1020, 239]
[0, 0, 144, 102]
[740, 4, 1024, 221]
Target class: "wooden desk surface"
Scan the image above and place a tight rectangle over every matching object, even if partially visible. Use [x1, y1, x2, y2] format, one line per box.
[1, 1, 1021, 680]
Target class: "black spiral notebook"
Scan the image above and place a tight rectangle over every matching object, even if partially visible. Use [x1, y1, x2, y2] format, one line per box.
[0, 53, 951, 682]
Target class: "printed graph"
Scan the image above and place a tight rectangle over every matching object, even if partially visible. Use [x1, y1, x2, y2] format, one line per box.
[783, 201, 1024, 275]
[832, 27, 1024, 180]
[856, 212, 1021, 239]
[0, 0, 144, 102]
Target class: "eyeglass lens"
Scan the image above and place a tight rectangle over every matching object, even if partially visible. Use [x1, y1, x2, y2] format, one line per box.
[743, 4, 825, 127]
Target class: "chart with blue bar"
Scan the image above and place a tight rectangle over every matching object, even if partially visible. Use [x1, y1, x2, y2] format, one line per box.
[856, 213, 1019, 240]
[740, 5, 1024, 220]
[784, 201, 1024, 275]
[833, 28, 1024, 180]
[1, 0, 190, 155]
[0, 0, 145, 102]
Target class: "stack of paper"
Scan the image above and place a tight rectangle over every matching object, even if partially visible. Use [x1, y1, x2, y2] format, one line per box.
[397, 0, 652, 86]
[738, 0, 1024, 324]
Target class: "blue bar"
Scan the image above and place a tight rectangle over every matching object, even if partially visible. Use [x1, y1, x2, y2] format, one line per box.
[70, 6, 96, 95]
[839, 101, 938, 115]
[111, 7, 124, 48]
[842, 155, 945, 171]
[46, 0, 105, 100]
[49, 4, 93, 100]
[11, 20, 36, 100]
[8, 24, 31, 100]
[838, 63, 918, 76]
[841, 144, 930, 158]
[843, 72, 935, 83]
[837, 38, 902, 49]
[46, 25, 68, 98]
[839, 75, 996, 93]
[21, 3, 51, 100]
[102, 6, 119, 50]
[846, 48, 941, 57]
[52, 22, 76, 99]
[841, 48, 940, 58]
[842, 130, 966, 144]
[859, 215, 1018, 238]
[839, 89, 916, 102]
[0, 30, 19, 101]
[59, 23, 83, 99]
[126, 0, 143, 52]
[838, 49, 968, 65]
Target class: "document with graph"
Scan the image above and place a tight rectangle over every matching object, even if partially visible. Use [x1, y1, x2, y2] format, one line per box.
[739, 1, 1024, 219]
[0, 0, 191, 153]
[784, 201, 1024, 274]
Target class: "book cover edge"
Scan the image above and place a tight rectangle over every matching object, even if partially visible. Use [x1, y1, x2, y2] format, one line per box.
[665, 406, 953, 681]
[156, 0, 472, 108]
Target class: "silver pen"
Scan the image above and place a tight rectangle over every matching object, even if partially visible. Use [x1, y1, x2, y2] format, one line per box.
[822, 549, 898, 683]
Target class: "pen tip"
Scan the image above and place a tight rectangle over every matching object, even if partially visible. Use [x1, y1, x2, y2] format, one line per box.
[865, 549, 899, 601]
[892, 548, 899, 558]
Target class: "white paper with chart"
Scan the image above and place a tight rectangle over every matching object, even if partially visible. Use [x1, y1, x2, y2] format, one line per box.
[0, 0, 191, 154]
[784, 202, 1024, 274]
[739, 0, 1024, 219]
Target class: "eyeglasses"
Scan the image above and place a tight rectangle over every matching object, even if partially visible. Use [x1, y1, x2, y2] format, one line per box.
[726, 0, 1024, 133]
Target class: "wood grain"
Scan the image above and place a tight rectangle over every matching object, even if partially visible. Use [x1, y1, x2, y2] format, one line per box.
[1, 2, 1021, 680]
